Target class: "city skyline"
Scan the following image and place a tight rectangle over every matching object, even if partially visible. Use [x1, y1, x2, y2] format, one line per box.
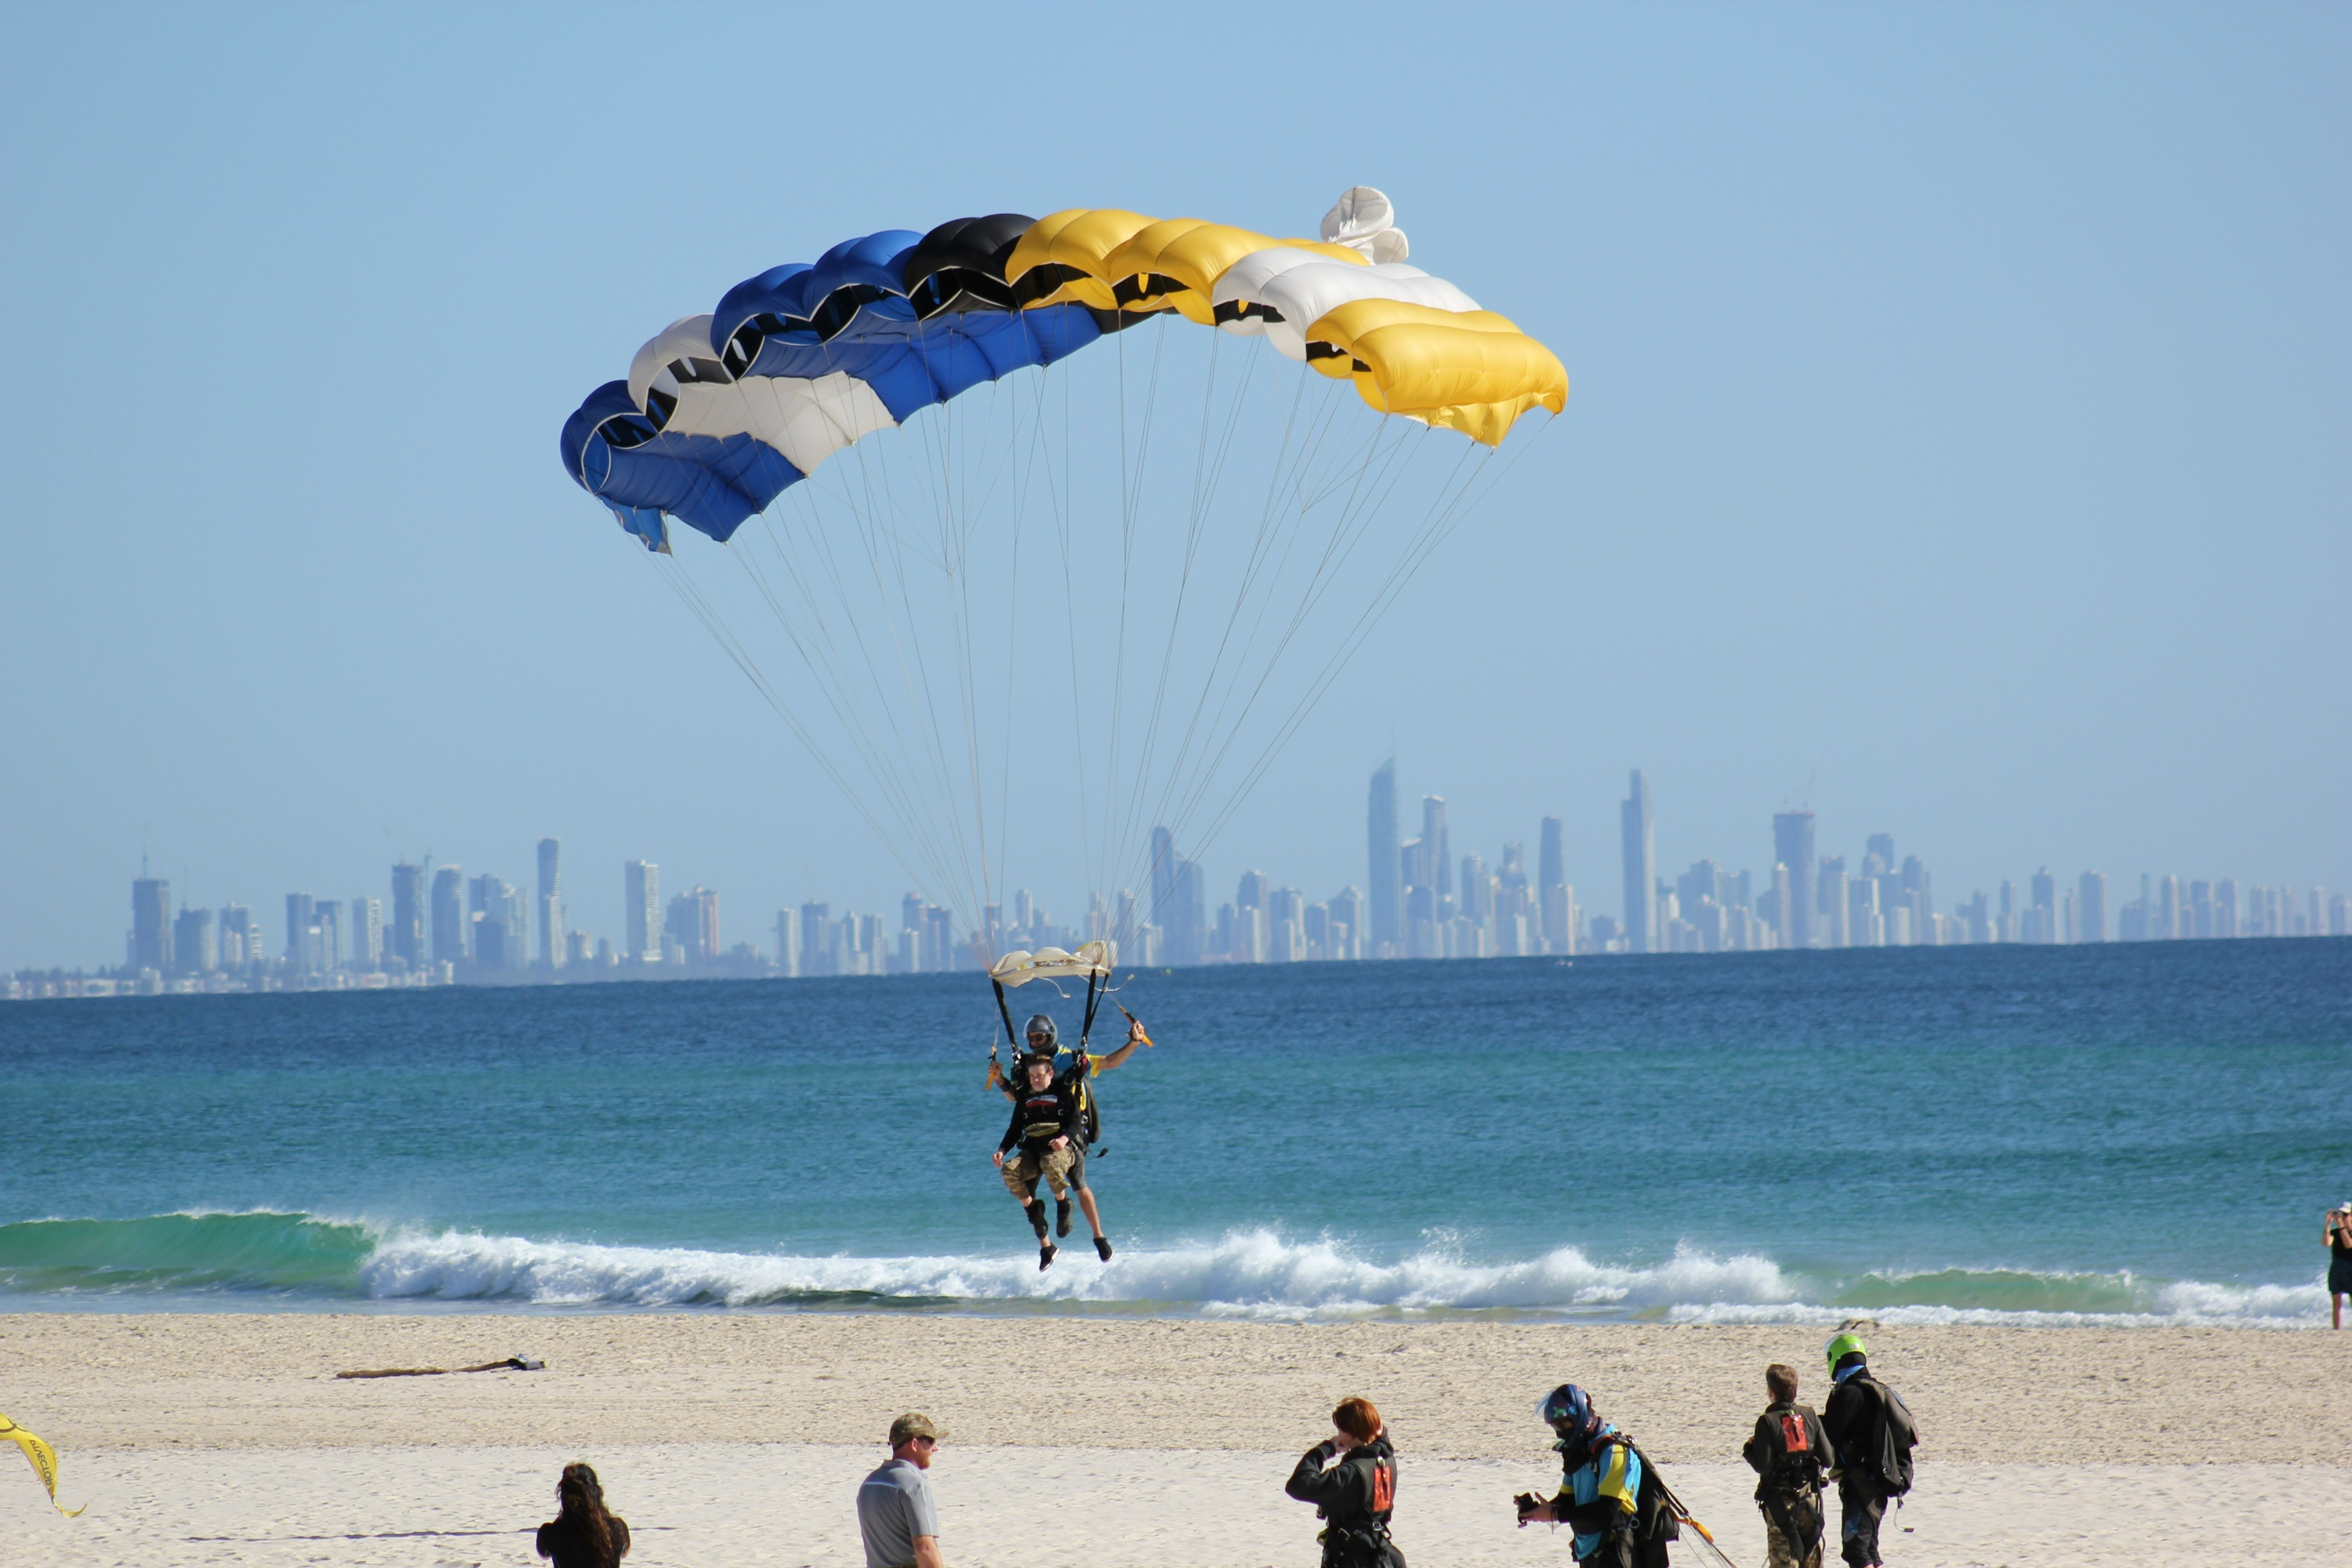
[23, 760, 2345, 998]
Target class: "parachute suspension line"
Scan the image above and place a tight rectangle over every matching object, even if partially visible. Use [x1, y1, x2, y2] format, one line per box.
[641, 548, 947, 912]
[1105, 328, 1281, 908]
[1118, 357, 1367, 880]
[728, 514, 976, 926]
[1097, 317, 1169, 935]
[1030, 353, 1099, 912]
[991, 372, 1029, 944]
[1181, 416, 1557, 865]
[990, 978, 1020, 1051]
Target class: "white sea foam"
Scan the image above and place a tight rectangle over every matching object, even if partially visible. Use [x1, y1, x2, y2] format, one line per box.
[351, 1226, 2332, 1327]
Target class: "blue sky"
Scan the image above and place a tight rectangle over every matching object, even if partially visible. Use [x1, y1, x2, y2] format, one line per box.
[2, 3, 2345, 967]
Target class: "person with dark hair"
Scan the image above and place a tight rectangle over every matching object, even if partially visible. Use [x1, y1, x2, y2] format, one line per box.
[993, 1011, 1147, 1258]
[1744, 1363, 1832, 1568]
[2325, 1203, 2352, 1329]
[1284, 1396, 1400, 1568]
[1515, 1384, 1641, 1566]
[994, 1053, 1087, 1269]
[1820, 1334, 1918, 1568]
[535, 1461, 630, 1568]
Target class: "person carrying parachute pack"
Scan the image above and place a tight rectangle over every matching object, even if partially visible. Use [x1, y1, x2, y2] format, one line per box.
[1283, 1396, 1403, 1568]
[1514, 1385, 1690, 1568]
[1820, 1333, 1919, 1568]
[1743, 1363, 1834, 1568]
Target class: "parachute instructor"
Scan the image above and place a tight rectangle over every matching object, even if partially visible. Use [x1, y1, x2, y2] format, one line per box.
[995, 1011, 1147, 1257]
[1820, 1334, 1918, 1568]
[1515, 1385, 1642, 1567]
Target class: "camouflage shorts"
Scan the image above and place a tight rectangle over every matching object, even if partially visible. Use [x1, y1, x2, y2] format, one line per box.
[1000, 1144, 1076, 1200]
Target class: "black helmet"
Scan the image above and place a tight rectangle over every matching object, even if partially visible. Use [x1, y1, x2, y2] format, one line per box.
[1538, 1384, 1601, 1460]
[1023, 1014, 1058, 1047]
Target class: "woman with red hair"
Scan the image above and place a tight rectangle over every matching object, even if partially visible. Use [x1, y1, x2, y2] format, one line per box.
[1284, 1396, 1401, 1567]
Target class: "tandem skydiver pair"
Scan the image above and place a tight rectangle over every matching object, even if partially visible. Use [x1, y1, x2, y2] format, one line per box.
[989, 1006, 1149, 1271]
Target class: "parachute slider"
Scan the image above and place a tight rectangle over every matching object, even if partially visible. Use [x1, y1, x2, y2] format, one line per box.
[988, 940, 1116, 988]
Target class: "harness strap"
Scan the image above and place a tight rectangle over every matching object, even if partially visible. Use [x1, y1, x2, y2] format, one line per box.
[989, 978, 1020, 1051]
[1079, 971, 1104, 1048]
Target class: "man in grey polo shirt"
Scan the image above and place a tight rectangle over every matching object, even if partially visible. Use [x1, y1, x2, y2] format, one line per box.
[858, 1412, 945, 1568]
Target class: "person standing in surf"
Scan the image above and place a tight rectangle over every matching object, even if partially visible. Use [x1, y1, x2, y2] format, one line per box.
[2326, 1203, 2352, 1329]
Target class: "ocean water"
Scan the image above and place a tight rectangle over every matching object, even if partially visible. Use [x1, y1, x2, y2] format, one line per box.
[2, 940, 2347, 1325]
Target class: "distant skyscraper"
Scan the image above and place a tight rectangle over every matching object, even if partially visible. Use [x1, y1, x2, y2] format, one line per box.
[390, 862, 425, 969]
[351, 896, 383, 970]
[1772, 811, 1817, 949]
[285, 892, 316, 974]
[314, 900, 342, 971]
[132, 877, 172, 972]
[2030, 868, 2058, 944]
[2213, 878, 2238, 938]
[1817, 855, 1849, 948]
[2078, 871, 2107, 943]
[1421, 797, 1452, 914]
[172, 906, 216, 974]
[1367, 764, 1401, 953]
[537, 837, 564, 967]
[626, 860, 659, 962]
[430, 867, 467, 964]
[1537, 815, 1569, 953]
[1620, 771, 1655, 954]
[220, 904, 256, 968]
[1149, 824, 1207, 965]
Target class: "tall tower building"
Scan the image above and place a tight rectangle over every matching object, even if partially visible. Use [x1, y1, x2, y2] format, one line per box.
[1366, 762, 1401, 953]
[351, 897, 383, 969]
[625, 860, 659, 962]
[430, 867, 468, 964]
[1772, 811, 1817, 949]
[1421, 797, 1452, 913]
[132, 877, 172, 971]
[285, 892, 316, 974]
[390, 862, 425, 970]
[1620, 770, 1655, 953]
[2078, 871, 2107, 943]
[172, 906, 216, 974]
[536, 837, 564, 967]
[1537, 815, 1569, 954]
[2031, 867, 2058, 943]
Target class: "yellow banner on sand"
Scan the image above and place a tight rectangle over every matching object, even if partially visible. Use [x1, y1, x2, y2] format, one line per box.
[1, 1410, 85, 1515]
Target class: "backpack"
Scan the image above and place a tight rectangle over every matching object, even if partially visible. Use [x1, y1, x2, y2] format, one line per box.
[1765, 1406, 1826, 1490]
[1870, 1382, 1919, 1497]
[1593, 1436, 1679, 1567]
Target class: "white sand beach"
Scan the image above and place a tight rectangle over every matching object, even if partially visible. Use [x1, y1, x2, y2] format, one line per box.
[6, 1314, 2349, 1566]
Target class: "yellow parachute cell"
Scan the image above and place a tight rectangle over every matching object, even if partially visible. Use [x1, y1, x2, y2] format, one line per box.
[1307, 299, 1569, 446]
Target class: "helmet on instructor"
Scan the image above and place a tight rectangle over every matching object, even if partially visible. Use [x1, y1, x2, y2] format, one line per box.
[1537, 1383, 1601, 1453]
[1825, 1331, 1868, 1379]
[1024, 1014, 1058, 1049]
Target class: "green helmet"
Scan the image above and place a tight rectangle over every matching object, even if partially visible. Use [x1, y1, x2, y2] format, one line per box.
[1824, 1331, 1867, 1376]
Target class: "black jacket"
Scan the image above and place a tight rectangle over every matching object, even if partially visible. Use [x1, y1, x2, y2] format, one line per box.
[535, 1513, 630, 1568]
[1286, 1435, 1397, 1563]
[1823, 1368, 1915, 1496]
[999, 1080, 1080, 1155]
[1743, 1400, 1832, 1497]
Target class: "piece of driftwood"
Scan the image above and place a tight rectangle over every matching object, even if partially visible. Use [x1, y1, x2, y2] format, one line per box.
[335, 1356, 544, 1379]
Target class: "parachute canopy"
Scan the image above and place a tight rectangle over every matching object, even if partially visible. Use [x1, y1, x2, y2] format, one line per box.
[561, 190, 1564, 550]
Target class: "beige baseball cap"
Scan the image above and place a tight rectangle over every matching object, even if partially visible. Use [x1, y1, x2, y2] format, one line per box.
[888, 1412, 941, 1446]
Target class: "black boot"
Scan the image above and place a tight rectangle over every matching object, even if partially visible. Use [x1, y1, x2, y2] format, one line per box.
[1094, 1235, 1114, 1261]
[1055, 1197, 1073, 1237]
[1022, 1200, 1048, 1240]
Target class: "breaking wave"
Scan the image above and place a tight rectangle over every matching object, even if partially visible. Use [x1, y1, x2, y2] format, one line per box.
[0, 1212, 2328, 1326]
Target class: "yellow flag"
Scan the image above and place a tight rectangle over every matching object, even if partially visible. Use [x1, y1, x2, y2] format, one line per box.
[0, 1410, 85, 1516]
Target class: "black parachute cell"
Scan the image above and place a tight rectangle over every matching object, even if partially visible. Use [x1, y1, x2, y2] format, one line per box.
[902, 213, 1036, 318]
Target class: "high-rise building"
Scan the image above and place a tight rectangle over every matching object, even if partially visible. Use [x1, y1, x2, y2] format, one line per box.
[1849, 877, 1884, 946]
[390, 862, 425, 970]
[537, 837, 564, 967]
[2029, 867, 2058, 943]
[172, 906, 216, 974]
[1817, 855, 1849, 948]
[625, 861, 659, 962]
[314, 900, 342, 971]
[775, 908, 802, 977]
[799, 900, 831, 975]
[2078, 871, 2107, 943]
[430, 867, 468, 964]
[1772, 812, 1817, 949]
[1621, 770, 1655, 954]
[1149, 825, 1207, 965]
[666, 887, 720, 963]
[285, 893, 316, 974]
[1367, 764, 1401, 953]
[2213, 878, 2238, 938]
[220, 904, 256, 968]
[349, 897, 383, 970]
[1537, 815, 1568, 953]
[1419, 797, 1453, 917]
[132, 877, 172, 972]
[2157, 875, 2183, 940]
